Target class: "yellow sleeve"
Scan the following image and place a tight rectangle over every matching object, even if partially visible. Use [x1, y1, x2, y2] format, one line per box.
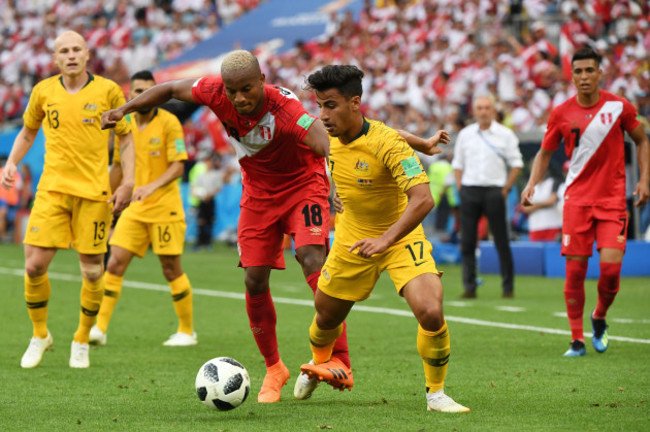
[376, 129, 429, 192]
[22, 84, 45, 130]
[165, 114, 188, 163]
[108, 82, 131, 136]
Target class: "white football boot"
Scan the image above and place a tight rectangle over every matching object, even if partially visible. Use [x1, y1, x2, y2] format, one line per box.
[294, 360, 319, 400]
[69, 341, 90, 368]
[20, 331, 53, 368]
[88, 325, 107, 346]
[162, 331, 197, 346]
[426, 390, 470, 413]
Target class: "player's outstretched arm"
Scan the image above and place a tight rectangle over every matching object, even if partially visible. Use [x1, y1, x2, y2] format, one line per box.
[101, 79, 197, 129]
[304, 119, 330, 157]
[629, 124, 650, 207]
[349, 183, 433, 258]
[521, 148, 553, 206]
[109, 131, 135, 214]
[1, 126, 39, 190]
[398, 129, 450, 155]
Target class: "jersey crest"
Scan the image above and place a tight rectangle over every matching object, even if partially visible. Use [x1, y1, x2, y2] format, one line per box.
[228, 111, 277, 159]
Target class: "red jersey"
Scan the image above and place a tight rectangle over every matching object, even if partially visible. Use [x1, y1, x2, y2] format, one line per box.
[542, 90, 640, 208]
[191, 76, 325, 201]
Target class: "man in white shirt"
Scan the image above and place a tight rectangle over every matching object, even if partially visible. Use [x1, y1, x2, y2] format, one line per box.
[452, 95, 523, 298]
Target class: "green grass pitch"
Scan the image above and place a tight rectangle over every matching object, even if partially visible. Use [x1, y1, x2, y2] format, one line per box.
[0, 243, 648, 431]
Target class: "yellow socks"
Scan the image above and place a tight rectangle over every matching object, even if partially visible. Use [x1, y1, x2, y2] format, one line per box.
[417, 322, 450, 394]
[73, 277, 104, 343]
[25, 273, 51, 338]
[96, 272, 124, 333]
[309, 315, 342, 364]
[169, 273, 193, 335]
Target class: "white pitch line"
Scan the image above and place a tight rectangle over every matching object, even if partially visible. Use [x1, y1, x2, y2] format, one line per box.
[446, 301, 471, 307]
[495, 306, 526, 312]
[1, 266, 649, 345]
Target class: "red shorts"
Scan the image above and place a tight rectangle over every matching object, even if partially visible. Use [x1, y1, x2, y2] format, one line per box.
[237, 184, 330, 269]
[561, 204, 627, 256]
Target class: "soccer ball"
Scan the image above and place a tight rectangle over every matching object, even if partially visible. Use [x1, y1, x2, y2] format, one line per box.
[195, 357, 251, 411]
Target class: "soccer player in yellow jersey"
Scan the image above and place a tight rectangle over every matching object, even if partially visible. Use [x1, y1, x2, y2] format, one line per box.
[89, 70, 196, 347]
[299, 65, 470, 413]
[0, 31, 135, 369]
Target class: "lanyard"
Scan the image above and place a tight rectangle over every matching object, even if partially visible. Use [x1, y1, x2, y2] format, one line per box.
[477, 129, 507, 166]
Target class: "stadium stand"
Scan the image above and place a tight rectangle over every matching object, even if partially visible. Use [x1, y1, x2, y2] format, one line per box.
[1, 0, 649, 243]
[0, 0, 266, 127]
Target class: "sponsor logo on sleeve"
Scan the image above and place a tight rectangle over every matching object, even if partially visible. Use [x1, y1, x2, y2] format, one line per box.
[175, 138, 186, 153]
[296, 114, 315, 131]
[400, 156, 423, 178]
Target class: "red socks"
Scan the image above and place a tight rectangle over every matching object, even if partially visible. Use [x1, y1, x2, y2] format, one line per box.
[593, 262, 621, 319]
[245, 290, 279, 367]
[306, 272, 351, 368]
[564, 260, 588, 342]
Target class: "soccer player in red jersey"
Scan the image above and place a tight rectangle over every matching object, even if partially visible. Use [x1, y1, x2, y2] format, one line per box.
[522, 47, 649, 357]
[101, 50, 349, 402]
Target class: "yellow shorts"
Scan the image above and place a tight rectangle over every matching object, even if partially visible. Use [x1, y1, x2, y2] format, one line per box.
[318, 236, 439, 302]
[24, 190, 112, 254]
[109, 213, 186, 257]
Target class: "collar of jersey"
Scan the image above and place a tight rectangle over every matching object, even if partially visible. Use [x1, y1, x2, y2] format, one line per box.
[59, 72, 94, 90]
[348, 117, 370, 143]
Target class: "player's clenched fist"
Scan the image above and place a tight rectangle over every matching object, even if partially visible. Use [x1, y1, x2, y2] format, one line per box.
[101, 108, 124, 129]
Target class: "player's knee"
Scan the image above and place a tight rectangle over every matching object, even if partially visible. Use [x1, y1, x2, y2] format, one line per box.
[106, 257, 125, 276]
[244, 273, 269, 295]
[25, 261, 48, 278]
[161, 264, 182, 282]
[316, 312, 342, 331]
[80, 261, 103, 282]
[299, 253, 325, 275]
[416, 304, 444, 332]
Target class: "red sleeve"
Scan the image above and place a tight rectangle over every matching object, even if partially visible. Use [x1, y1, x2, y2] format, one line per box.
[273, 93, 316, 143]
[621, 98, 641, 133]
[191, 76, 224, 107]
[541, 107, 562, 151]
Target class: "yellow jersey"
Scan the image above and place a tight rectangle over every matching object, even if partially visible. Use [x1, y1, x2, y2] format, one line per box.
[329, 118, 429, 248]
[23, 73, 131, 202]
[114, 108, 187, 222]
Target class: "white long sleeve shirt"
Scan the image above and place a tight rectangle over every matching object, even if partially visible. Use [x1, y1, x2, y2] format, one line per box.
[451, 121, 523, 187]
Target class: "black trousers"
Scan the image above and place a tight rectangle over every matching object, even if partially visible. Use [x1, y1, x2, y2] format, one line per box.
[459, 186, 514, 294]
[196, 198, 215, 246]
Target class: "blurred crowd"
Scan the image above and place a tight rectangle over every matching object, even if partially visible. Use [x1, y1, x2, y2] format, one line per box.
[0, 0, 265, 125]
[261, 0, 650, 138]
[2, 0, 650, 242]
[2, 0, 649, 132]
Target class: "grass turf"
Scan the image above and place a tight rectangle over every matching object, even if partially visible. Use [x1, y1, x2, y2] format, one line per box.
[0, 242, 648, 431]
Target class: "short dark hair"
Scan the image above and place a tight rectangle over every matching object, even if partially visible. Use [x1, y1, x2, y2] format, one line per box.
[130, 70, 156, 83]
[571, 47, 601, 67]
[306, 65, 364, 98]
